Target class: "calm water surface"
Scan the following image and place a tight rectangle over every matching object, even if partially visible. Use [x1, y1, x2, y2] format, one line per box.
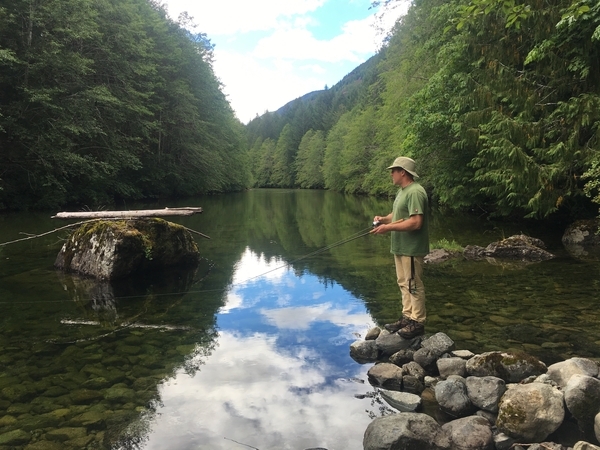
[0, 189, 599, 449]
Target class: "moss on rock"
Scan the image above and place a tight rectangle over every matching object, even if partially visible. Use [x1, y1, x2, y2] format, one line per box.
[55, 218, 199, 280]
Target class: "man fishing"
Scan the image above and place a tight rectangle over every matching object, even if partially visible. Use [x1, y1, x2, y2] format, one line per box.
[371, 156, 430, 339]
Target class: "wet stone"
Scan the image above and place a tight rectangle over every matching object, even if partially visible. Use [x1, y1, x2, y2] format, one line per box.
[65, 435, 95, 447]
[69, 389, 103, 405]
[24, 440, 64, 450]
[47, 409, 71, 420]
[65, 411, 106, 429]
[1, 384, 38, 403]
[20, 413, 62, 432]
[0, 429, 31, 446]
[82, 377, 111, 390]
[104, 387, 136, 404]
[0, 377, 20, 390]
[118, 345, 141, 356]
[0, 415, 17, 427]
[44, 427, 87, 442]
[7, 403, 32, 415]
[43, 386, 69, 398]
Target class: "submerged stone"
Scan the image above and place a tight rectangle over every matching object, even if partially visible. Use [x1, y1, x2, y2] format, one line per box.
[54, 218, 200, 280]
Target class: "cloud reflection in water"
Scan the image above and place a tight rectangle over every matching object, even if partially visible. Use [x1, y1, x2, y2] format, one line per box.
[144, 248, 377, 450]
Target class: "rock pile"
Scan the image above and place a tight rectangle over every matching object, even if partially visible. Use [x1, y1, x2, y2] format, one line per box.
[351, 329, 600, 450]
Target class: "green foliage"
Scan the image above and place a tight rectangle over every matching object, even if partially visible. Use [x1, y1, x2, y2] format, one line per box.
[246, 0, 599, 222]
[0, 0, 248, 210]
[431, 238, 464, 252]
[295, 130, 325, 189]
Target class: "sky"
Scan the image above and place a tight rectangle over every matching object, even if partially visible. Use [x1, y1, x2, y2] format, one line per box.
[161, 0, 410, 123]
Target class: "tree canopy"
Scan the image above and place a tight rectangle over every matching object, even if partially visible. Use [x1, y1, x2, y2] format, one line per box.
[0, 0, 249, 210]
[247, 0, 600, 220]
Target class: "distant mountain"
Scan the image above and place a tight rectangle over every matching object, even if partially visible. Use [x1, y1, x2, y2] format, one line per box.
[245, 51, 385, 146]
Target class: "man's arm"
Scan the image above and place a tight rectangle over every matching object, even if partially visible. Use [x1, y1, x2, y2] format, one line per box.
[371, 214, 422, 234]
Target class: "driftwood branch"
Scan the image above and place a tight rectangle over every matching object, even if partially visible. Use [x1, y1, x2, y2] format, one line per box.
[0, 216, 211, 248]
[51, 207, 203, 219]
[0, 219, 102, 247]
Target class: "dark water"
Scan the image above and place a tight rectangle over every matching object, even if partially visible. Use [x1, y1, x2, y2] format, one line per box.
[0, 189, 599, 449]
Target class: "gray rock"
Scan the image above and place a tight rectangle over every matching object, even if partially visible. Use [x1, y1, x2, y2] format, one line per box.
[402, 361, 426, 381]
[424, 376, 439, 388]
[480, 235, 555, 261]
[375, 331, 413, 356]
[378, 389, 422, 412]
[475, 410, 496, 425]
[55, 219, 200, 279]
[596, 412, 600, 443]
[414, 347, 439, 373]
[562, 219, 600, 260]
[464, 234, 555, 261]
[546, 357, 599, 388]
[463, 245, 486, 259]
[438, 357, 467, 378]
[365, 327, 381, 341]
[363, 413, 451, 450]
[441, 415, 493, 450]
[573, 442, 600, 450]
[466, 376, 506, 413]
[496, 382, 564, 442]
[422, 332, 455, 356]
[403, 375, 425, 395]
[452, 350, 475, 359]
[350, 339, 379, 363]
[564, 374, 600, 433]
[493, 432, 515, 450]
[424, 248, 456, 264]
[465, 351, 547, 383]
[389, 348, 415, 366]
[367, 363, 403, 391]
[434, 375, 475, 418]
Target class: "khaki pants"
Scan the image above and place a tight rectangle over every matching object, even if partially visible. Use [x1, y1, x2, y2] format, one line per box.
[394, 255, 426, 323]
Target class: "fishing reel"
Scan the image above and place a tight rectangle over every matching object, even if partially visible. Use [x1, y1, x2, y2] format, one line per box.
[372, 220, 381, 228]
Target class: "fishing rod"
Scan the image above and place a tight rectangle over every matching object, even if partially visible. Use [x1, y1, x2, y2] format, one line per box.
[0, 221, 398, 305]
[230, 217, 404, 286]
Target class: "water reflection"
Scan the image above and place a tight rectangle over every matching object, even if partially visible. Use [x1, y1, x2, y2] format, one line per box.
[142, 248, 377, 450]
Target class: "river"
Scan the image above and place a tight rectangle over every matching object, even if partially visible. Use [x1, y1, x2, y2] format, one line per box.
[0, 189, 599, 449]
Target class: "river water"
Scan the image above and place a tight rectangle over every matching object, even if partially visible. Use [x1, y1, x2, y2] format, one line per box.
[0, 189, 599, 449]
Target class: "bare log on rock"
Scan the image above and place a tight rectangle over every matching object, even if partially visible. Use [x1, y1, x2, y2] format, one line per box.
[51, 207, 203, 219]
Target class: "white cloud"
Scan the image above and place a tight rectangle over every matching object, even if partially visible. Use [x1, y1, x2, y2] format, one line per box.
[163, 0, 410, 122]
[260, 302, 374, 330]
[164, 0, 327, 35]
[142, 331, 375, 450]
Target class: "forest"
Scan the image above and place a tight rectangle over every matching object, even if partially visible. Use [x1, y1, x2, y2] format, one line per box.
[0, 0, 249, 210]
[247, 0, 600, 220]
[1, 0, 599, 221]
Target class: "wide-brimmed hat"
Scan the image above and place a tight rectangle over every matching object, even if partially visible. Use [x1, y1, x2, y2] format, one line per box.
[387, 156, 419, 178]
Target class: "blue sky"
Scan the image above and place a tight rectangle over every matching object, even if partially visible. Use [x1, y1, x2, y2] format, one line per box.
[162, 0, 409, 123]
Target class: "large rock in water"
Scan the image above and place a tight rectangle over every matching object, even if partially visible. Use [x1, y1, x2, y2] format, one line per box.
[562, 219, 600, 260]
[54, 219, 200, 280]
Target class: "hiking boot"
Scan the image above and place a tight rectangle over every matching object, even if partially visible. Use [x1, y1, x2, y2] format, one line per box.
[398, 320, 425, 339]
[384, 316, 412, 333]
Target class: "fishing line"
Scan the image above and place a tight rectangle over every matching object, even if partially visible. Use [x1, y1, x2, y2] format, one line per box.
[0, 226, 377, 304]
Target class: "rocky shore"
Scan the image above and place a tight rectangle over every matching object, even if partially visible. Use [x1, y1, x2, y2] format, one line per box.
[350, 329, 600, 450]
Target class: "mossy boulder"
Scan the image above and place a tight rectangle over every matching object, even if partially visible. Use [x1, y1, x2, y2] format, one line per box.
[466, 351, 547, 383]
[55, 218, 199, 280]
[496, 383, 564, 442]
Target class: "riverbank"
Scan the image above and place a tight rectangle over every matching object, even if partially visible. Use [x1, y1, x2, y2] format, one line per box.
[352, 328, 600, 449]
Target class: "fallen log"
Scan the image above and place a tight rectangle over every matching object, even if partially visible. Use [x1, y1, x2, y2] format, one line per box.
[51, 207, 203, 219]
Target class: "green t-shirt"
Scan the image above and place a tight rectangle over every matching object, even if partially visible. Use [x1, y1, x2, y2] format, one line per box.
[390, 182, 430, 256]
